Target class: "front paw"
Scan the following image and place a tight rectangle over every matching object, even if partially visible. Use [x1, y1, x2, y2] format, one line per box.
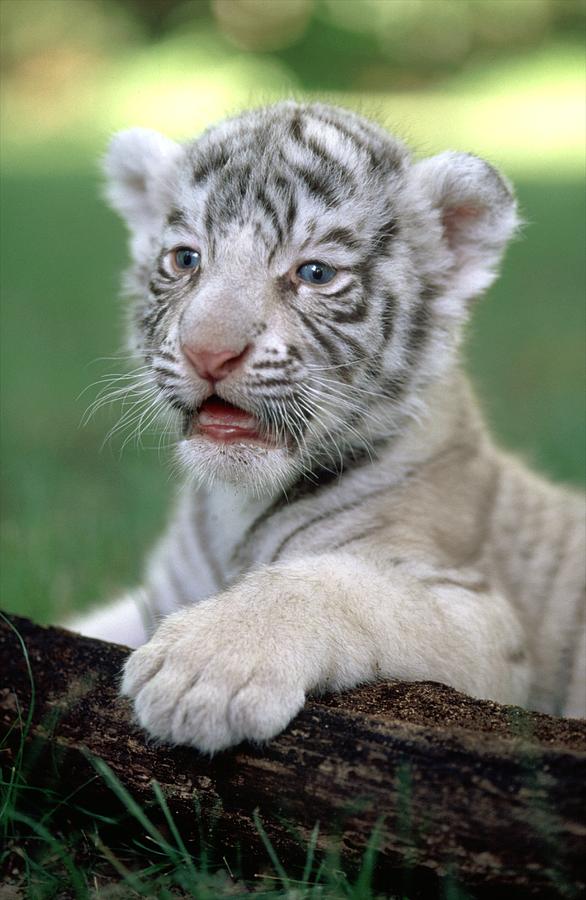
[121, 603, 306, 753]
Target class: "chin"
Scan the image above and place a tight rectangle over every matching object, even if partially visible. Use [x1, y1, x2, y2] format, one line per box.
[175, 435, 300, 496]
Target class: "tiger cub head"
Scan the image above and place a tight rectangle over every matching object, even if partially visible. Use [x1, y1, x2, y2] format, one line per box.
[104, 101, 518, 494]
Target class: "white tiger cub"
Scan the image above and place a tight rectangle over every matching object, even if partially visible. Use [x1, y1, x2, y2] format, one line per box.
[70, 102, 586, 752]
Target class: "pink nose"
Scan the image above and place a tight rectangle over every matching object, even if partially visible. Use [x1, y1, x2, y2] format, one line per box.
[182, 344, 250, 381]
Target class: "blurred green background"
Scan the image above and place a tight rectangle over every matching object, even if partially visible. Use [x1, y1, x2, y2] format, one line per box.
[1, 0, 584, 625]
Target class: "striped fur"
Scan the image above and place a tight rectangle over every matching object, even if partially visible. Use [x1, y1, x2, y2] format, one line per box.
[70, 103, 585, 752]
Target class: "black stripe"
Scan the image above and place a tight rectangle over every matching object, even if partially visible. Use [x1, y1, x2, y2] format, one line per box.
[320, 318, 365, 359]
[192, 146, 229, 185]
[157, 350, 178, 363]
[251, 376, 294, 389]
[271, 173, 297, 236]
[270, 487, 385, 562]
[328, 292, 369, 325]
[203, 194, 216, 239]
[294, 308, 344, 366]
[309, 112, 381, 171]
[380, 374, 408, 401]
[376, 293, 432, 402]
[153, 365, 179, 380]
[230, 493, 294, 568]
[148, 279, 166, 298]
[255, 186, 283, 244]
[274, 173, 292, 196]
[289, 111, 304, 143]
[142, 302, 169, 338]
[167, 208, 189, 229]
[156, 265, 172, 281]
[371, 217, 398, 254]
[330, 524, 387, 552]
[254, 221, 276, 257]
[267, 242, 280, 266]
[318, 226, 361, 251]
[289, 163, 340, 208]
[165, 394, 193, 415]
[305, 136, 356, 188]
[381, 292, 398, 341]
[234, 163, 252, 199]
[285, 191, 298, 234]
[308, 111, 366, 153]
[328, 282, 358, 300]
[406, 297, 432, 364]
[419, 281, 441, 303]
[252, 359, 292, 370]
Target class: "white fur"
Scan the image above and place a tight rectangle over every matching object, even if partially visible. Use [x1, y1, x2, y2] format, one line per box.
[67, 590, 151, 649]
[103, 128, 182, 259]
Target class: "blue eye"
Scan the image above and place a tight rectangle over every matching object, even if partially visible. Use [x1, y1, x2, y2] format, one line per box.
[296, 261, 336, 285]
[173, 247, 201, 272]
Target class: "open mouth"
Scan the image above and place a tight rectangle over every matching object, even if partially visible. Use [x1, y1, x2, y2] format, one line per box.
[191, 395, 272, 445]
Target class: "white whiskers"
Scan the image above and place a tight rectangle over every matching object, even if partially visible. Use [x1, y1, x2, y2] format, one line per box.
[80, 363, 178, 456]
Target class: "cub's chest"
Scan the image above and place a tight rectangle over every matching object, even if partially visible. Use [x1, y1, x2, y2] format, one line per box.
[201, 485, 272, 582]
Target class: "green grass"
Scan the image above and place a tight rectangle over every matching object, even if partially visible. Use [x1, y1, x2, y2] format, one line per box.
[2, 774, 398, 898]
[0, 168, 584, 624]
[3, 754, 394, 898]
[467, 176, 586, 481]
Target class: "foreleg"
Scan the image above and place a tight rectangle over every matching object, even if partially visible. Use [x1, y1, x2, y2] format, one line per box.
[122, 553, 531, 752]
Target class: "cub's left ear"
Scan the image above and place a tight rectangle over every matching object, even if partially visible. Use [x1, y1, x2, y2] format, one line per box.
[102, 128, 182, 235]
[411, 152, 519, 305]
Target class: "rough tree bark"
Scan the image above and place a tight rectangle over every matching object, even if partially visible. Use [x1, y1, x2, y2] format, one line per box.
[1, 612, 585, 897]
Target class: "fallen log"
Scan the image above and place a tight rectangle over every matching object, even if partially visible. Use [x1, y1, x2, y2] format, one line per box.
[1, 612, 585, 897]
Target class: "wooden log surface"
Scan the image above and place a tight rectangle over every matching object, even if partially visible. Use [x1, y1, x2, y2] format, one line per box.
[1, 612, 585, 897]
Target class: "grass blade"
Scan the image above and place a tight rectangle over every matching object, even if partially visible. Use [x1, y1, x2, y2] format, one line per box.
[353, 816, 385, 896]
[89, 755, 177, 860]
[252, 807, 291, 891]
[302, 820, 320, 885]
[151, 779, 199, 884]
[10, 809, 87, 898]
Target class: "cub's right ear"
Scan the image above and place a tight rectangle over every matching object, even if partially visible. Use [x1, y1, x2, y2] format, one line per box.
[410, 151, 519, 310]
[103, 129, 182, 233]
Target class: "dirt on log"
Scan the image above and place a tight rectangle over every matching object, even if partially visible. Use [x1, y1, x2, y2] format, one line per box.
[1, 612, 585, 898]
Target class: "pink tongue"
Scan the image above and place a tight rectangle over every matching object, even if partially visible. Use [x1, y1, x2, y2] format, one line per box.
[197, 397, 260, 439]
